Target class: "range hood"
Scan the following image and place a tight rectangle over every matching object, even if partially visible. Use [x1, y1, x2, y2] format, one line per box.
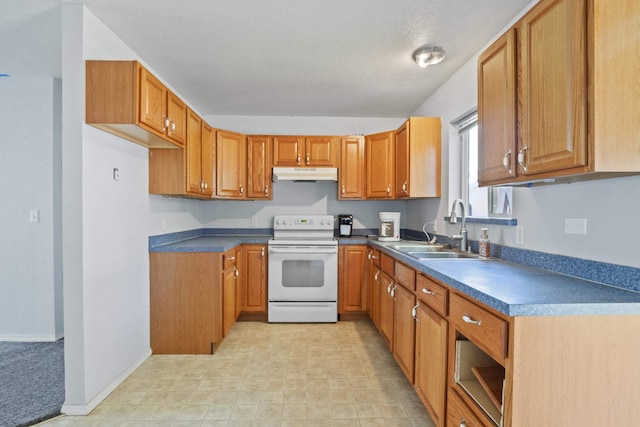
[272, 167, 338, 182]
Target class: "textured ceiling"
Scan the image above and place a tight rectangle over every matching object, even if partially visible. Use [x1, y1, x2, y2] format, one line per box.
[1, 0, 533, 117]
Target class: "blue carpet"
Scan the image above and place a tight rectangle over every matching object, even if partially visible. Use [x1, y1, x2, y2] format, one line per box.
[0, 340, 64, 426]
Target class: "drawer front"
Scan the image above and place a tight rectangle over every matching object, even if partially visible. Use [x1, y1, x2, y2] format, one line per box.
[450, 293, 508, 364]
[394, 261, 416, 291]
[223, 248, 237, 269]
[447, 390, 488, 427]
[381, 253, 395, 276]
[416, 274, 448, 316]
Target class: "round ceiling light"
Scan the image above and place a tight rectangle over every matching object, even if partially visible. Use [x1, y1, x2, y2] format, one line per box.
[412, 45, 446, 68]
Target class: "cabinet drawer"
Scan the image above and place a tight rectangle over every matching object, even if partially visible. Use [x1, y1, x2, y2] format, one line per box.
[223, 248, 237, 269]
[381, 253, 395, 276]
[450, 294, 508, 364]
[416, 274, 448, 317]
[394, 261, 415, 291]
[447, 390, 488, 427]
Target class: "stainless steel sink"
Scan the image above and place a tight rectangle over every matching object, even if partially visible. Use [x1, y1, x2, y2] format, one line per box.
[387, 241, 480, 259]
[389, 243, 444, 253]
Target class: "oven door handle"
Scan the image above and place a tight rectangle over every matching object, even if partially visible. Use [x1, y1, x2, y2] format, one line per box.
[269, 246, 338, 254]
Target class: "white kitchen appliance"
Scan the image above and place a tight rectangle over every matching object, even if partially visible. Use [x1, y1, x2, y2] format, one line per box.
[379, 212, 401, 241]
[268, 214, 338, 323]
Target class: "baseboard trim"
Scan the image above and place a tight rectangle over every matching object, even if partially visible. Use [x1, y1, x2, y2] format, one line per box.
[61, 348, 152, 416]
[0, 334, 60, 342]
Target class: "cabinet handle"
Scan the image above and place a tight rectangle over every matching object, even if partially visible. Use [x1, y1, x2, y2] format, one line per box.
[374, 271, 380, 281]
[391, 285, 397, 300]
[233, 266, 238, 279]
[168, 119, 176, 135]
[387, 282, 393, 294]
[239, 185, 243, 195]
[306, 153, 310, 165]
[264, 186, 269, 195]
[342, 185, 345, 196]
[462, 313, 482, 326]
[503, 150, 513, 175]
[402, 181, 408, 194]
[460, 419, 467, 427]
[412, 303, 419, 322]
[261, 248, 265, 257]
[421, 287, 435, 296]
[227, 256, 236, 261]
[387, 184, 391, 195]
[367, 251, 378, 261]
[296, 153, 301, 164]
[162, 115, 169, 131]
[517, 145, 528, 172]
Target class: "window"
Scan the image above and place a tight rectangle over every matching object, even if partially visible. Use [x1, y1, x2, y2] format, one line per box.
[453, 111, 512, 218]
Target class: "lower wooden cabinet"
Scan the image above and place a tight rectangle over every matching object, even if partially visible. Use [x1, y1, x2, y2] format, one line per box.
[379, 271, 395, 349]
[393, 282, 416, 382]
[150, 252, 223, 354]
[338, 245, 367, 314]
[446, 389, 486, 427]
[242, 244, 267, 313]
[415, 302, 448, 427]
[222, 248, 239, 337]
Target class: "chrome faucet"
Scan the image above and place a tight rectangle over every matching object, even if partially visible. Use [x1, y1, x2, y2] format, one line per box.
[448, 199, 468, 252]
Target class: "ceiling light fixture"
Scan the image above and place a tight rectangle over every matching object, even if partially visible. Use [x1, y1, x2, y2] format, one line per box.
[412, 45, 446, 68]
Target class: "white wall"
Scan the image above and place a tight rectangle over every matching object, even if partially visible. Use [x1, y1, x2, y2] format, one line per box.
[406, 4, 640, 269]
[0, 77, 63, 341]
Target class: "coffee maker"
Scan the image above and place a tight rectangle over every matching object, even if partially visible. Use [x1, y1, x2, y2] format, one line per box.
[338, 214, 353, 237]
[379, 212, 401, 241]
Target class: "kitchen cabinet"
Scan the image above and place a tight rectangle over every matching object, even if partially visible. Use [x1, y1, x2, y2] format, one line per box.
[216, 129, 246, 199]
[86, 60, 186, 149]
[148, 115, 215, 198]
[365, 131, 395, 198]
[415, 274, 449, 427]
[393, 280, 416, 382]
[339, 136, 365, 199]
[338, 245, 367, 314]
[365, 248, 381, 324]
[273, 136, 338, 167]
[150, 252, 222, 354]
[241, 244, 267, 313]
[477, 29, 517, 185]
[246, 136, 272, 199]
[394, 117, 441, 198]
[479, 0, 640, 186]
[379, 271, 395, 349]
[222, 247, 239, 337]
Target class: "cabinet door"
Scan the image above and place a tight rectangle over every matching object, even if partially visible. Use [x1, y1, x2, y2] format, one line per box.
[305, 136, 335, 166]
[338, 245, 367, 313]
[415, 303, 448, 427]
[478, 29, 517, 185]
[370, 266, 381, 330]
[393, 283, 416, 383]
[379, 271, 395, 349]
[166, 91, 187, 146]
[201, 122, 215, 197]
[185, 108, 203, 196]
[518, 0, 587, 176]
[222, 265, 237, 337]
[217, 130, 246, 198]
[365, 131, 394, 198]
[242, 245, 267, 313]
[247, 136, 272, 199]
[273, 136, 303, 166]
[394, 121, 410, 198]
[446, 390, 485, 427]
[339, 137, 365, 199]
[138, 66, 167, 135]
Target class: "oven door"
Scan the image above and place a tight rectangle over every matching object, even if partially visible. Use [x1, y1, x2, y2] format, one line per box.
[268, 244, 338, 302]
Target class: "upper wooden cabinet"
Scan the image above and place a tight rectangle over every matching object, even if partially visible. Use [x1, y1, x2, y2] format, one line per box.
[216, 130, 246, 199]
[246, 136, 273, 200]
[365, 131, 395, 199]
[339, 136, 365, 199]
[478, 29, 517, 186]
[86, 60, 186, 149]
[273, 136, 338, 167]
[394, 117, 441, 198]
[479, 0, 640, 186]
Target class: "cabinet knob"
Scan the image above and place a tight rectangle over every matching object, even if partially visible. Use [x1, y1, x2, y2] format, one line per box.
[518, 145, 528, 172]
[168, 119, 176, 135]
[462, 313, 482, 326]
[503, 150, 513, 175]
[421, 287, 435, 296]
[412, 303, 419, 322]
[162, 115, 169, 132]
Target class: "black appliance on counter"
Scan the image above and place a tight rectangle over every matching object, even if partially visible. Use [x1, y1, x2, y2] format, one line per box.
[338, 214, 353, 237]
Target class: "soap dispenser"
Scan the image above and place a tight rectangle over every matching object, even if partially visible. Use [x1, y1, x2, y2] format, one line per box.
[479, 228, 490, 258]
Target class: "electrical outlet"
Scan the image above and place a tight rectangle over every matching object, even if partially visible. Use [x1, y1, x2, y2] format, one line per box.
[251, 217, 258, 227]
[515, 225, 525, 245]
[29, 210, 39, 223]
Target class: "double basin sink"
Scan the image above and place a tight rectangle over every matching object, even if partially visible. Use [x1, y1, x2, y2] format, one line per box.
[387, 241, 480, 260]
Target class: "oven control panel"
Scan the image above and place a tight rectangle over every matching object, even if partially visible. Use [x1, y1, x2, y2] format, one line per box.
[273, 214, 334, 230]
